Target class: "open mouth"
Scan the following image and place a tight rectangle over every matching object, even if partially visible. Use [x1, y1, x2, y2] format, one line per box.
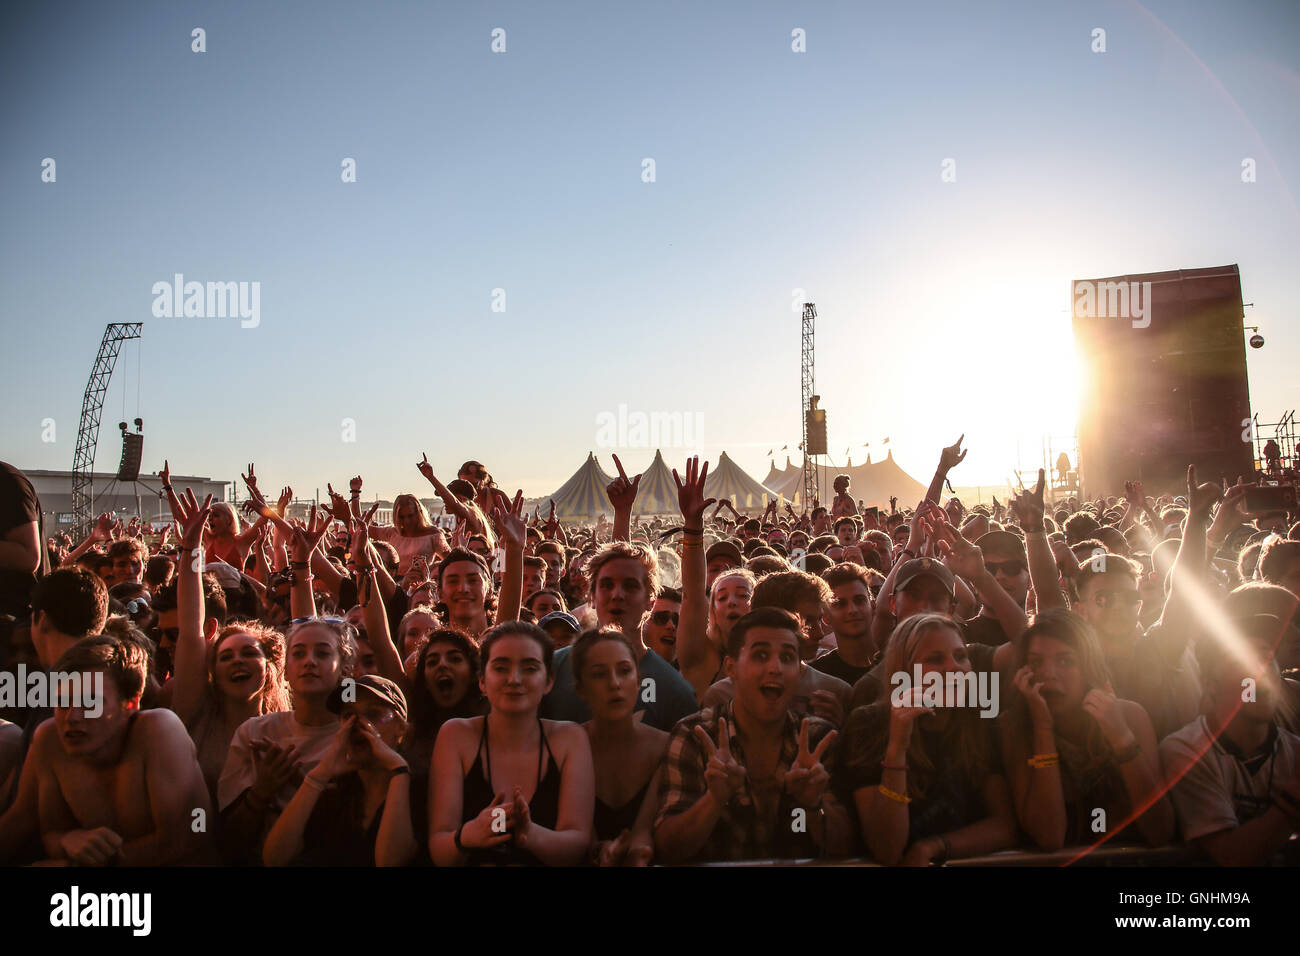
[759, 684, 784, 701]
[229, 670, 253, 682]
[63, 730, 87, 742]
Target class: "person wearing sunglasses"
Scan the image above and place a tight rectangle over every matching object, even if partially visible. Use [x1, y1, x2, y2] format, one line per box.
[963, 531, 1030, 647]
[644, 587, 682, 665]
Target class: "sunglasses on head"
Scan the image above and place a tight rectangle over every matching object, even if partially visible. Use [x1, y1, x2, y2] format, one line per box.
[651, 610, 679, 626]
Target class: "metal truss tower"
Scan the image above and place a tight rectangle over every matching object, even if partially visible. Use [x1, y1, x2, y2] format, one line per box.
[72, 323, 143, 534]
[800, 303, 816, 507]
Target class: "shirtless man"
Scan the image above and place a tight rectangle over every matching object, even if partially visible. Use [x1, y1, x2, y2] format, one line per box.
[30, 636, 212, 865]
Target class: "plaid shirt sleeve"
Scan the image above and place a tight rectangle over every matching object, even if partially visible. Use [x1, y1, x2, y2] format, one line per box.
[655, 711, 711, 828]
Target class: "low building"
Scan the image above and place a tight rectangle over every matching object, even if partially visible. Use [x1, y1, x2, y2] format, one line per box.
[22, 469, 230, 533]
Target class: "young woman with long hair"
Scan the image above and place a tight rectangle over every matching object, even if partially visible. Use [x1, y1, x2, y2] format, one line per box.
[166, 490, 290, 800]
[1001, 607, 1174, 849]
[573, 629, 667, 865]
[429, 622, 593, 866]
[838, 613, 1017, 865]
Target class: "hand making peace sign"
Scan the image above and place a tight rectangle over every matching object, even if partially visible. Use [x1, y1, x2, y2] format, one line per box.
[781, 719, 836, 808]
[692, 717, 747, 806]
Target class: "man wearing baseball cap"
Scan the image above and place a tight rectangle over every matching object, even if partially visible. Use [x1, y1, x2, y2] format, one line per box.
[538, 609, 582, 649]
[706, 539, 743, 591]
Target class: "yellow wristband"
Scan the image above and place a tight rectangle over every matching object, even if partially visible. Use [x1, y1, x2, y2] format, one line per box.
[878, 784, 912, 804]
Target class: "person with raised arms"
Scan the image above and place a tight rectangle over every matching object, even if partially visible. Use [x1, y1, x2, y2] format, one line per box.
[165, 487, 290, 801]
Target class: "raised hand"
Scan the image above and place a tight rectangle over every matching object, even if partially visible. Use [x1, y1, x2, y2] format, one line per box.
[1010, 468, 1047, 532]
[325, 483, 351, 522]
[935, 516, 985, 580]
[90, 512, 114, 543]
[172, 488, 213, 551]
[781, 718, 836, 808]
[607, 454, 642, 511]
[276, 486, 293, 518]
[159, 459, 172, 490]
[349, 510, 377, 571]
[241, 470, 275, 520]
[288, 506, 331, 564]
[349, 475, 363, 494]
[1186, 465, 1222, 523]
[490, 489, 527, 550]
[693, 717, 746, 806]
[544, 499, 560, 538]
[416, 453, 435, 483]
[672, 456, 715, 526]
[1123, 479, 1145, 508]
[939, 435, 968, 472]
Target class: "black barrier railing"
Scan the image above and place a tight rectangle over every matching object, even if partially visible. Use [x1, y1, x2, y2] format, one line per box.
[689, 837, 1296, 867]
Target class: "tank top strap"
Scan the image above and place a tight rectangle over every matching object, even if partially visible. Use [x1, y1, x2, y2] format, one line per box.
[537, 717, 552, 785]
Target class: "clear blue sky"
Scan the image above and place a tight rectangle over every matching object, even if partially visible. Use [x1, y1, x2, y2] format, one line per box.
[3, 0, 1298, 502]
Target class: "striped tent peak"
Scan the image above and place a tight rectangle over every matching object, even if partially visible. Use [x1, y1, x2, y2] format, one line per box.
[549, 452, 617, 518]
[630, 449, 680, 515]
[701, 451, 778, 511]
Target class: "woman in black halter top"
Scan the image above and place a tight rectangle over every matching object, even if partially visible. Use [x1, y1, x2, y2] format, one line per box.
[429, 622, 594, 866]
[573, 629, 669, 865]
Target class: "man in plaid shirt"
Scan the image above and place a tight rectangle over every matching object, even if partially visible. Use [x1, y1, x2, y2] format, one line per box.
[654, 607, 852, 863]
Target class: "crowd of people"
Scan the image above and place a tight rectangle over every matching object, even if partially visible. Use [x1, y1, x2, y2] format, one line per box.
[1, 437, 1298, 867]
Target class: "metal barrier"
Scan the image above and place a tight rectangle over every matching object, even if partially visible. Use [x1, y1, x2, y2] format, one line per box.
[690, 838, 1296, 867]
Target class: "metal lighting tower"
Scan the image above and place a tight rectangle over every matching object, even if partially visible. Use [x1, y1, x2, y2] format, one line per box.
[800, 303, 817, 507]
[72, 323, 143, 534]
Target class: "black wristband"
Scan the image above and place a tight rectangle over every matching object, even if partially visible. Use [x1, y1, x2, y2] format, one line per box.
[454, 823, 467, 853]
